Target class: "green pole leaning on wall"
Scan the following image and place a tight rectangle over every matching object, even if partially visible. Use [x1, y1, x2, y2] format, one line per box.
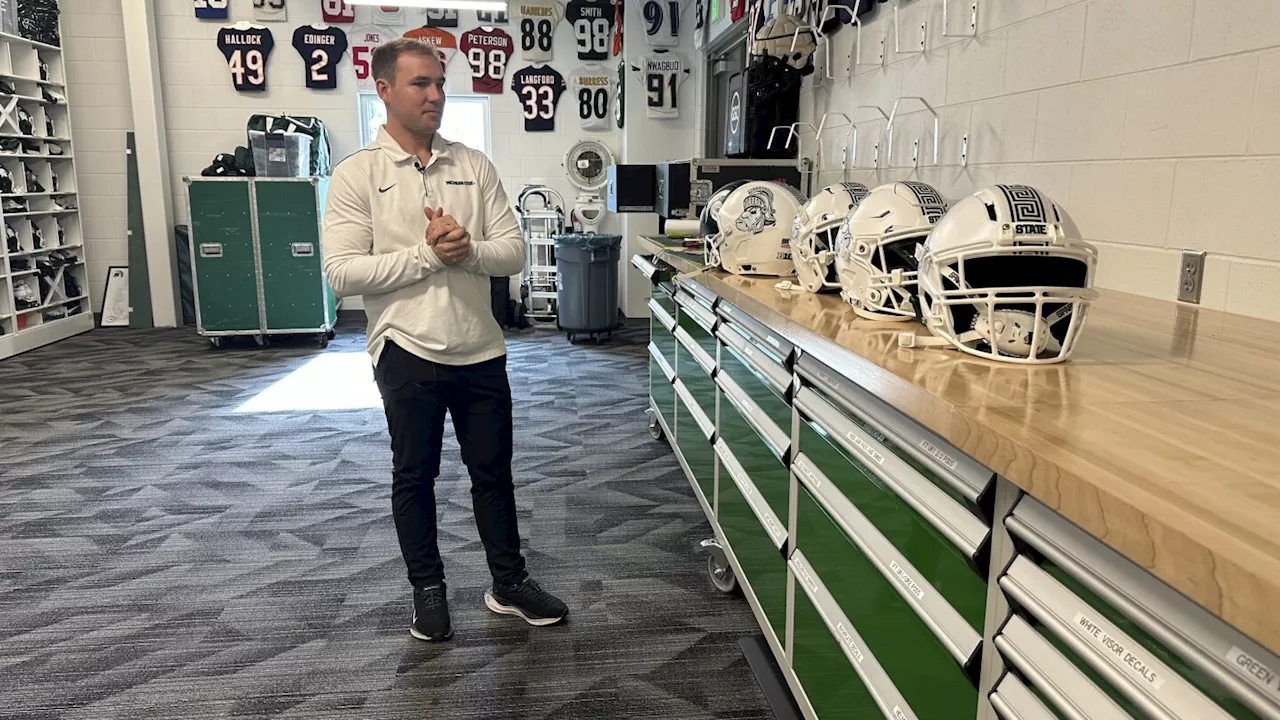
[126, 131, 154, 328]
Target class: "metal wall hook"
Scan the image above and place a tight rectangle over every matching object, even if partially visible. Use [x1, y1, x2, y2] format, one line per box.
[893, 0, 925, 56]
[788, 21, 830, 88]
[943, 0, 979, 37]
[841, 105, 890, 171]
[768, 122, 819, 166]
[886, 96, 940, 168]
[817, 112, 852, 174]
[819, 4, 856, 79]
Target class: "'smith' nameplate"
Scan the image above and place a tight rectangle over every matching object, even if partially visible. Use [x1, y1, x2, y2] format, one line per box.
[1072, 612, 1165, 690]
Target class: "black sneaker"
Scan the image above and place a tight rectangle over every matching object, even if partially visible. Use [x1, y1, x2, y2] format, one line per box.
[484, 577, 568, 626]
[410, 583, 453, 642]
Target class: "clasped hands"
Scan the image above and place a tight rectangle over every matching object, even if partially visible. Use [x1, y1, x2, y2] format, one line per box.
[424, 207, 472, 265]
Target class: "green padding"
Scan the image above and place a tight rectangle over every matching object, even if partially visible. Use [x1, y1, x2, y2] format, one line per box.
[797, 486, 977, 720]
[799, 420, 987, 630]
[792, 584, 884, 720]
[254, 180, 333, 331]
[718, 456, 787, 640]
[126, 132, 153, 328]
[189, 180, 260, 333]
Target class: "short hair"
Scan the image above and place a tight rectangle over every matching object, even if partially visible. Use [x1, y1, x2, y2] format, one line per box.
[371, 38, 441, 83]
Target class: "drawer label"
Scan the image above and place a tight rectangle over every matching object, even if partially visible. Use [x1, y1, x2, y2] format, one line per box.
[798, 461, 821, 489]
[849, 433, 886, 465]
[763, 511, 784, 542]
[1226, 646, 1280, 699]
[767, 335, 780, 349]
[918, 438, 957, 471]
[795, 561, 819, 593]
[889, 560, 925, 600]
[892, 707, 909, 720]
[1073, 612, 1165, 691]
[835, 621, 864, 664]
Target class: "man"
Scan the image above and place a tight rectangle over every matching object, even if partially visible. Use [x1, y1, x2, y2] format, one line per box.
[322, 38, 568, 642]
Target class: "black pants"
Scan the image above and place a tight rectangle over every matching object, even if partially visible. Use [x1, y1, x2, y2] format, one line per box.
[375, 341, 526, 588]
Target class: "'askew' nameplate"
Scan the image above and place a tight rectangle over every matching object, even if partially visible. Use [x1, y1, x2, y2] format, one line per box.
[1072, 612, 1165, 691]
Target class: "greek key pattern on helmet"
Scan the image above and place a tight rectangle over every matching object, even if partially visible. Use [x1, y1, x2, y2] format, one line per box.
[840, 182, 870, 204]
[901, 180, 948, 222]
[997, 184, 1048, 224]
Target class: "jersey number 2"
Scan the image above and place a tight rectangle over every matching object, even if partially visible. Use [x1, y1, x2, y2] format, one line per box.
[646, 73, 677, 108]
[229, 49, 266, 87]
[310, 49, 330, 83]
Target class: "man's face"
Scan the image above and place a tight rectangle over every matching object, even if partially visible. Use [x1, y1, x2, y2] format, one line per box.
[377, 51, 446, 134]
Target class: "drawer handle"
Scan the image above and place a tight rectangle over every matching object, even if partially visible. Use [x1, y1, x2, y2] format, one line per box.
[795, 387, 988, 563]
[630, 254, 658, 279]
[674, 379, 714, 441]
[716, 373, 789, 459]
[1006, 496, 1280, 720]
[995, 613, 1135, 720]
[717, 325, 790, 396]
[648, 342, 675, 383]
[792, 453, 982, 667]
[1001, 556, 1233, 720]
[647, 298, 676, 333]
[788, 549, 921, 720]
[291, 242, 314, 257]
[674, 326, 716, 377]
[199, 242, 223, 258]
[990, 673, 1059, 720]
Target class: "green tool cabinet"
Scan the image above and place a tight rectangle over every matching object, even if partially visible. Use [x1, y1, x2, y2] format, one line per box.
[631, 247, 1280, 720]
[186, 177, 337, 349]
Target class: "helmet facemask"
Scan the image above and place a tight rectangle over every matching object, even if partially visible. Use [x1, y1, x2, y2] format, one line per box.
[840, 224, 928, 321]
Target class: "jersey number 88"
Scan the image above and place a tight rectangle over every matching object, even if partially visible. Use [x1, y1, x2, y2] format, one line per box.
[521, 18, 554, 52]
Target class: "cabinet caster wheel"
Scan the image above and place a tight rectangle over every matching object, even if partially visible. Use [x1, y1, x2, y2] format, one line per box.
[326, 328, 337, 340]
[707, 551, 738, 594]
[209, 337, 224, 350]
[255, 335, 270, 348]
[318, 333, 329, 349]
[648, 413, 663, 441]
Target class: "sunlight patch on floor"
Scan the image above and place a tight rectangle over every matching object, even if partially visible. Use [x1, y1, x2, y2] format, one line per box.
[235, 352, 382, 413]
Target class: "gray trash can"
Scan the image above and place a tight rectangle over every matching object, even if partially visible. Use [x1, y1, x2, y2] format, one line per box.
[554, 233, 622, 343]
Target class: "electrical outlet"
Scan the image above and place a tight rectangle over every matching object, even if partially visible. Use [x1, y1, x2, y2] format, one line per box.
[1178, 250, 1206, 304]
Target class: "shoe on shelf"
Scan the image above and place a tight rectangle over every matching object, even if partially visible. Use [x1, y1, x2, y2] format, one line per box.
[13, 282, 37, 309]
[45, 115, 54, 137]
[4, 198, 28, 213]
[5, 225, 18, 253]
[41, 87, 64, 104]
[64, 274, 81, 298]
[51, 198, 75, 212]
[24, 166, 44, 193]
[38, 62, 49, 82]
[410, 582, 453, 642]
[31, 225, 44, 249]
[484, 577, 568, 627]
[10, 258, 29, 271]
[0, 166, 14, 194]
[46, 142, 63, 156]
[16, 106, 33, 136]
[0, 139, 21, 155]
[0, 80, 14, 95]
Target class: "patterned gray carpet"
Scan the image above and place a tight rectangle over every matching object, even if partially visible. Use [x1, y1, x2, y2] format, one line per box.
[0, 321, 771, 720]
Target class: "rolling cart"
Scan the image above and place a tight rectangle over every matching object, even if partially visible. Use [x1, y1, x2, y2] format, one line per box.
[185, 177, 337, 349]
[516, 185, 565, 323]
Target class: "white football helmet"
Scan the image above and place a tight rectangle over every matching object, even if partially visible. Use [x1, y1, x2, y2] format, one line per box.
[751, 14, 817, 70]
[906, 184, 1098, 364]
[701, 180, 750, 268]
[791, 183, 869, 293]
[713, 181, 807, 276]
[834, 181, 949, 321]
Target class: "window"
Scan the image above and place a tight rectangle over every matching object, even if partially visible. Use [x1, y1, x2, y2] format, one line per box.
[358, 92, 492, 156]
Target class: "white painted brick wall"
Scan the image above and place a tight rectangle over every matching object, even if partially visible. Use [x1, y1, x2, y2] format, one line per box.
[802, 0, 1280, 320]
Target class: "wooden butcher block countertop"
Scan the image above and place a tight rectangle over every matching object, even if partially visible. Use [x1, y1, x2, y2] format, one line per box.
[639, 237, 1280, 652]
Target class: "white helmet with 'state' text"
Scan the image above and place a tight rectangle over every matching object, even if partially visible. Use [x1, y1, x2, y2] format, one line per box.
[791, 182, 869, 292]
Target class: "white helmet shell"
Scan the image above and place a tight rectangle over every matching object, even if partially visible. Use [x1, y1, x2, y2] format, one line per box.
[792, 183, 869, 293]
[714, 181, 807, 276]
[834, 181, 949, 321]
[752, 14, 817, 70]
[702, 180, 750, 268]
[916, 184, 1098, 364]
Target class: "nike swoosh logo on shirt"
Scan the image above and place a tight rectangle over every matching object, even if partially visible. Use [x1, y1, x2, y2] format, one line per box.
[379, 185, 395, 193]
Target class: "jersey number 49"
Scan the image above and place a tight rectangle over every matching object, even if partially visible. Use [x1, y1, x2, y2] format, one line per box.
[229, 49, 266, 88]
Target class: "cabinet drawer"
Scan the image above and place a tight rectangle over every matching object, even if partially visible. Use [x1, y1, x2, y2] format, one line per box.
[794, 401, 988, 631]
[675, 331, 717, 422]
[674, 386, 715, 510]
[1001, 555, 1261, 720]
[715, 441, 787, 640]
[649, 347, 675, 437]
[717, 325, 791, 433]
[1006, 497, 1280, 720]
[794, 485, 978, 720]
[717, 379, 790, 529]
[990, 673, 1060, 720]
[718, 299, 795, 364]
[793, 457, 982, 667]
[796, 354, 992, 509]
[791, 549, 914, 720]
[676, 293, 719, 359]
[650, 310, 677, 372]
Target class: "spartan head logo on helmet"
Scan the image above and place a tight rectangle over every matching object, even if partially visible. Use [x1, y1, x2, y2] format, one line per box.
[735, 187, 776, 233]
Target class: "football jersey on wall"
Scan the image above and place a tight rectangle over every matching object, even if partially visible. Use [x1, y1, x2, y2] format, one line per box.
[218, 26, 275, 92]
[372, 5, 405, 25]
[460, 27, 514, 94]
[321, 0, 356, 23]
[254, 0, 288, 21]
[569, 65, 613, 131]
[517, 0, 562, 62]
[350, 26, 395, 89]
[566, 0, 613, 61]
[475, 10, 509, 24]
[293, 25, 348, 89]
[194, 0, 229, 20]
[511, 64, 566, 132]
[404, 26, 458, 66]
[424, 8, 459, 27]
[642, 0, 684, 46]
[635, 51, 687, 118]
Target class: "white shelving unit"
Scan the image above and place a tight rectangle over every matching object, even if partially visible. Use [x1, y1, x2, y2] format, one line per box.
[0, 17, 91, 360]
